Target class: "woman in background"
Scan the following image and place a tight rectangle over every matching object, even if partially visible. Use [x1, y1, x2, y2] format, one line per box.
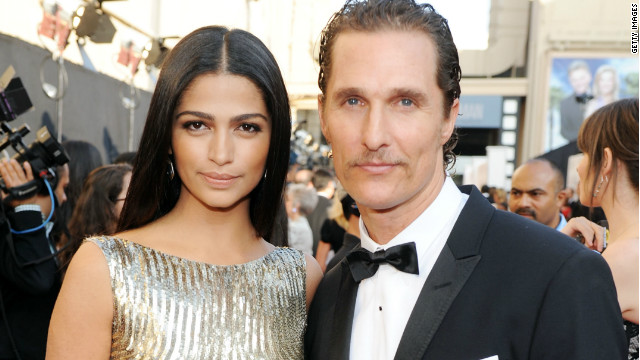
[51, 140, 103, 244]
[285, 182, 317, 255]
[47, 26, 322, 359]
[569, 98, 638, 358]
[56, 164, 132, 277]
[585, 65, 619, 118]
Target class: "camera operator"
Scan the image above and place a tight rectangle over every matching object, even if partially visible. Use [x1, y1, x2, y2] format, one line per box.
[0, 158, 69, 360]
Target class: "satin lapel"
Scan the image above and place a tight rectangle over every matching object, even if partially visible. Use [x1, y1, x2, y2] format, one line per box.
[394, 245, 480, 359]
[394, 186, 493, 360]
[328, 254, 361, 360]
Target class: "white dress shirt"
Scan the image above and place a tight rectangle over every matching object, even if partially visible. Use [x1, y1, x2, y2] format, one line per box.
[350, 177, 468, 360]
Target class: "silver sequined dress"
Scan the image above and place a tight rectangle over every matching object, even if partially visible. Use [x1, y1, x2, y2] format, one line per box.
[87, 236, 307, 360]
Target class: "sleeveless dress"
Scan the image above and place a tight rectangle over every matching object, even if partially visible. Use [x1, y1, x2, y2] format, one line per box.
[626, 320, 639, 360]
[87, 236, 307, 360]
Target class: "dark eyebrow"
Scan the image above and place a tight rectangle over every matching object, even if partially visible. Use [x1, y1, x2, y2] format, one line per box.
[175, 110, 213, 121]
[175, 111, 268, 123]
[511, 187, 545, 194]
[526, 188, 546, 194]
[389, 88, 428, 103]
[330, 87, 428, 104]
[331, 87, 364, 102]
[230, 113, 269, 123]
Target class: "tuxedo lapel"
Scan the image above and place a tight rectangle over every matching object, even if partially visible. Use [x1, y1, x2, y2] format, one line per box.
[394, 186, 493, 359]
[327, 255, 360, 359]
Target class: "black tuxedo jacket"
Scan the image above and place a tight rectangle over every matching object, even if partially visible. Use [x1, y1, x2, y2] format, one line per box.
[305, 185, 626, 359]
[559, 95, 586, 142]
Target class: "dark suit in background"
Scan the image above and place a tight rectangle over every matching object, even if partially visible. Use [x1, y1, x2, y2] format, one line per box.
[559, 95, 587, 142]
[307, 195, 331, 256]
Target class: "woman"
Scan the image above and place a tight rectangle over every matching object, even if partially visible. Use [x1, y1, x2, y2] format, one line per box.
[569, 98, 638, 358]
[325, 194, 361, 273]
[51, 140, 103, 244]
[56, 164, 132, 277]
[285, 183, 318, 255]
[585, 65, 619, 118]
[315, 188, 347, 271]
[47, 26, 322, 359]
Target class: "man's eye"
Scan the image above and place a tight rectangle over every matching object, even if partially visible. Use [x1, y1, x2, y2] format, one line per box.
[346, 98, 359, 106]
[400, 98, 413, 106]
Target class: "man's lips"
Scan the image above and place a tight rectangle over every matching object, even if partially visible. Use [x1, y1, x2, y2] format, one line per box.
[356, 163, 395, 174]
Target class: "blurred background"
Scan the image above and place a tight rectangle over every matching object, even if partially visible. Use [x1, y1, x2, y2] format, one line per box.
[0, 0, 636, 190]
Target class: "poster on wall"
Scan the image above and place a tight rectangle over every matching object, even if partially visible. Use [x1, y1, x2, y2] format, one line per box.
[546, 54, 639, 151]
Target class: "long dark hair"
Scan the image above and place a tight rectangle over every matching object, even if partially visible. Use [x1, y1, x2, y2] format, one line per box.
[58, 164, 132, 275]
[577, 97, 639, 201]
[117, 26, 291, 243]
[52, 140, 104, 244]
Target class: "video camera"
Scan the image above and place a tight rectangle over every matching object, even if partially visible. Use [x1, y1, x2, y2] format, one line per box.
[0, 65, 69, 201]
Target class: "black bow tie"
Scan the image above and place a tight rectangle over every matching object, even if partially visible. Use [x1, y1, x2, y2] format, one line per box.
[347, 242, 419, 282]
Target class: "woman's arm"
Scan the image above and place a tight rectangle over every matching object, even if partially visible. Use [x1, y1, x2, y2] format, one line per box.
[314, 241, 332, 273]
[46, 242, 113, 359]
[602, 238, 639, 323]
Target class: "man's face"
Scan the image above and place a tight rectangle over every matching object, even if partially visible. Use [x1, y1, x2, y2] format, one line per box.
[319, 30, 457, 217]
[508, 161, 565, 228]
[568, 68, 592, 96]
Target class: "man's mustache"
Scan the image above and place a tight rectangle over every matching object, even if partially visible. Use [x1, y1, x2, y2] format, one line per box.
[346, 150, 404, 168]
[515, 208, 537, 219]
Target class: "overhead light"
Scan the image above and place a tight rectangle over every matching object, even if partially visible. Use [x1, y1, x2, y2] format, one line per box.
[142, 38, 169, 68]
[71, 2, 116, 43]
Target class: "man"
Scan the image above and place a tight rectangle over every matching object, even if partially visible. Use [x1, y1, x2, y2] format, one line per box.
[305, 1, 626, 359]
[559, 60, 592, 142]
[509, 158, 568, 230]
[0, 160, 70, 359]
[294, 168, 314, 186]
[306, 168, 335, 255]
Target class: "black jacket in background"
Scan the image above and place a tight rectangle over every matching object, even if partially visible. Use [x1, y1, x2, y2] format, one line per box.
[0, 208, 61, 360]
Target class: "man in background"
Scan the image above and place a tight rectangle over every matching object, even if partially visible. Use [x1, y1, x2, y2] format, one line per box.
[307, 168, 335, 256]
[509, 158, 568, 230]
[559, 60, 592, 142]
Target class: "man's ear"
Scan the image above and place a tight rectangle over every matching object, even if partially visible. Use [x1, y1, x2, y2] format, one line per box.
[556, 188, 568, 207]
[318, 94, 331, 144]
[441, 98, 459, 145]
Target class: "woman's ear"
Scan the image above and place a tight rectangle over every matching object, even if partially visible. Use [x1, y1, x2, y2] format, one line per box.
[602, 147, 613, 176]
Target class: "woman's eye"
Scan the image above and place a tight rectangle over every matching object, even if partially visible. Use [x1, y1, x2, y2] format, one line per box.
[184, 121, 205, 130]
[239, 123, 261, 133]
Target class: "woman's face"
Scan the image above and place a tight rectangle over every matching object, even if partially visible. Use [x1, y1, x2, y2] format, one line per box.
[596, 71, 616, 96]
[171, 73, 271, 211]
[115, 171, 132, 218]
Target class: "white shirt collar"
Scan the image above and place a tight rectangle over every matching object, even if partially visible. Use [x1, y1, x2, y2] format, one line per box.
[359, 177, 463, 257]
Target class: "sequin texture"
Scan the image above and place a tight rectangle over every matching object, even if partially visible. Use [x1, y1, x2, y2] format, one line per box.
[87, 236, 307, 360]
